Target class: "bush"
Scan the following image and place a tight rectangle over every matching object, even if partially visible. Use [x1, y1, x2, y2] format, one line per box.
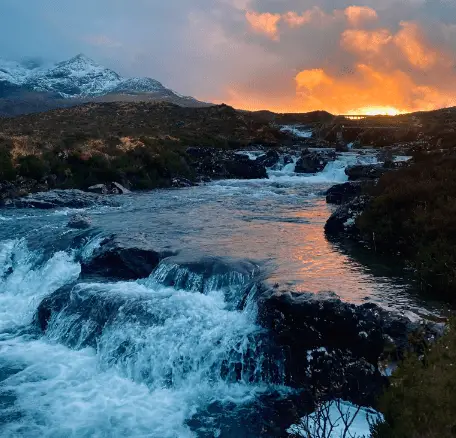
[357, 154, 456, 301]
[0, 145, 15, 181]
[372, 322, 456, 438]
[17, 155, 50, 181]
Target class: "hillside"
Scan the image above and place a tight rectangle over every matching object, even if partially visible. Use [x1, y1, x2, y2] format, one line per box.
[0, 102, 290, 198]
[0, 101, 285, 151]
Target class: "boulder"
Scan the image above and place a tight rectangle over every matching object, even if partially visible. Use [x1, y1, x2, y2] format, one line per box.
[295, 149, 334, 174]
[335, 143, 349, 152]
[256, 150, 280, 168]
[81, 233, 176, 280]
[224, 159, 267, 179]
[67, 214, 92, 229]
[324, 195, 370, 236]
[345, 164, 390, 181]
[152, 253, 261, 307]
[172, 177, 194, 188]
[283, 155, 294, 166]
[87, 184, 108, 194]
[257, 290, 430, 405]
[325, 181, 363, 205]
[111, 182, 131, 194]
[35, 283, 167, 345]
[8, 189, 118, 209]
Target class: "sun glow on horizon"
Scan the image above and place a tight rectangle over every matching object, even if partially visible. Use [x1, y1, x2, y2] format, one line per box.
[343, 106, 406, 116]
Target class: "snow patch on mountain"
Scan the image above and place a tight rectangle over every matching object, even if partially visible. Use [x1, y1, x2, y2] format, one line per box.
[0, 54, 184, 99]
[111, 77, 165, 94]
[0, 59, 32, 85]
[27, 54, 122, 97]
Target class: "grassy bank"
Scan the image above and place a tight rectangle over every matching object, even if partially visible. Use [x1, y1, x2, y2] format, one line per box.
[357, 152, 456, 302]
[0, 101, 289, 193]
[349, 150, 456, 436]
[372, 321, 456, 438]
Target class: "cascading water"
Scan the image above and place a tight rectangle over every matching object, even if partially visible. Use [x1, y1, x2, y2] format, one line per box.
[0, 238, 284, 438]
[0, 149, 426, 437]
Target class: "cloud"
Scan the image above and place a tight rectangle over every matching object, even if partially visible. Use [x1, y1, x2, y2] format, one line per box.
[394, 21, 439, 69]
[341, 29, 393, 54]
[1, 0, 456, 113]
[344, 6, 378, 26]
[245, 11, 281, 40]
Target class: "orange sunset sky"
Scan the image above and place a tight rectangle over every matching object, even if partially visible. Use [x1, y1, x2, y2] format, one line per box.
[2, 0, 456, 115]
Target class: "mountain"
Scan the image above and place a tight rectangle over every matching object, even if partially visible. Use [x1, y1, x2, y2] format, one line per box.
[0, 54, 209, 116]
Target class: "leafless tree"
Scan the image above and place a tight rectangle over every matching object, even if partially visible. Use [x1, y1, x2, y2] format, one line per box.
[288, 399, 374, 438]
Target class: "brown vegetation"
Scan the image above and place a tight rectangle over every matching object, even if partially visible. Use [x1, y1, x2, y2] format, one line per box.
[372, 321, 456, 438]
[357, 153, 456, 302]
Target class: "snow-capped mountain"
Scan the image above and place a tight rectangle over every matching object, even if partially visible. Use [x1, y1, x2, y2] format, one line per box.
[0, 54, 193, 100]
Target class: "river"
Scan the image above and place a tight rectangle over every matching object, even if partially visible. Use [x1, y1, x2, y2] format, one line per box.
[0, 149, 432, 437]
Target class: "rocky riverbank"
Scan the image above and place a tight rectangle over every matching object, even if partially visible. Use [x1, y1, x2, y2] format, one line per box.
[324, 151, 456, 304]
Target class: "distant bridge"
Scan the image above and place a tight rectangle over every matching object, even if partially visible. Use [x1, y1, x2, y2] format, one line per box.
[339, 115, 368, 120]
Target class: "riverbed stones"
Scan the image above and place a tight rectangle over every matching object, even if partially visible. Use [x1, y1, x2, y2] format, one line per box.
[325, 181, 364, 205]
[345, 164, 390, 181]
[324, 195, 370, 236]
[256, 150, 280, 168]
[87, 184, 108, 194]
[67, 213, 92, 229]
[6, 189, 118, 209]
[257, 290, 429, 405]
[295, 149, 335, 174]
[81, 233, 176, 280]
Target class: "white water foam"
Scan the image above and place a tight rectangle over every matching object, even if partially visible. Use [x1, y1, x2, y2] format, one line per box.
[280, 125, 313, 138]
[0, 239, 80, 332]
[0, 239, 279, 437]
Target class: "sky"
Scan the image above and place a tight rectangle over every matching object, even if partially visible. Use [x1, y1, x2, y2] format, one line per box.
[1, 0, 456, 114]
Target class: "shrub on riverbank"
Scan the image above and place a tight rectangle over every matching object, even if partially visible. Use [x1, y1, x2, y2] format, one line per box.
[357, 153, 456, 301]
[372, 322, 456, 438]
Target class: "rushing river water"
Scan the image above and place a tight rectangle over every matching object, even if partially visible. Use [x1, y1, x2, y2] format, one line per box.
[0, 150, 431, 437]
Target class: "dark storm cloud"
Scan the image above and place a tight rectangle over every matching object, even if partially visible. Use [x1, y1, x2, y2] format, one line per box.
[1, 0, 455, 112]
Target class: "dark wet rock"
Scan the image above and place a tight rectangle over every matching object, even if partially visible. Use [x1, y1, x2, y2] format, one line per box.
[88, 182, 131, 195]
[153, 253, 261, 306]
[283, 155, 294, 166]
[185, 147, 268, 181]
[257, 290, 431, 405]
[111, 182, 131, 194]
[345, 164, 390, 181]
[224, 159, 267, 179]
[256, 150, 280, 168]
[295, 149, 335, 174]
[335, 143, 349, 152]
[0, 178, 49, 206]
[325, 181, 363, 205]
[81, 233, 176, 280]
[187, 390, 313, 438]
[6, 189, 118, 209]
[87, 184, 108, 194]
[35, 283, 166, 345]
[67, 214, 92, 229]
[172, 177, 194, 188]
[324, 195, 370, 236]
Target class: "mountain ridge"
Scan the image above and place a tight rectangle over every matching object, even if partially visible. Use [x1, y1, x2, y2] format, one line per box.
[0, 54, 209, 115]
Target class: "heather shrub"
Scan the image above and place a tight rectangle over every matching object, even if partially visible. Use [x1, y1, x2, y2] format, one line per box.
[372, 321, 456, 438]
[358, 154, 456, 301]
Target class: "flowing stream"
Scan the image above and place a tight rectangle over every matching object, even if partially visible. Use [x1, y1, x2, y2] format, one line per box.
[0, 149, 430, 437]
